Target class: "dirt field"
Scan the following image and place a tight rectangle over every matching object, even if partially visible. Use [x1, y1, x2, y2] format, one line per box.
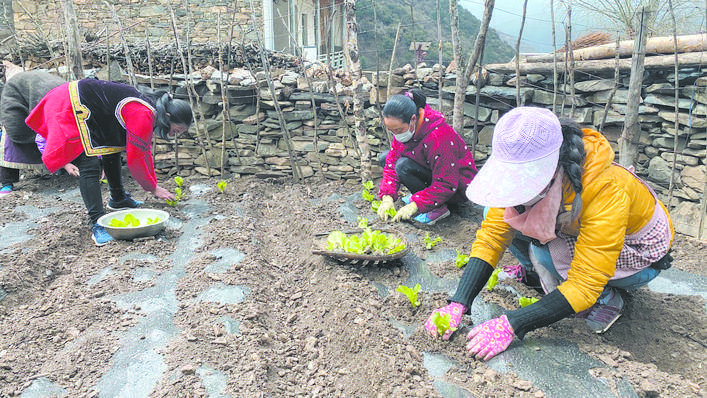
[0, 173, 705, 397]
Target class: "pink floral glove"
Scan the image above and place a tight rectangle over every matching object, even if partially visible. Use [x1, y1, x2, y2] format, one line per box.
[466, 315, 515, 361]
[424, 302, 467, 340]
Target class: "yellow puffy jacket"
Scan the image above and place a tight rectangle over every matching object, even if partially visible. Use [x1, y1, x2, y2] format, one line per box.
[471, 128, 674, 312]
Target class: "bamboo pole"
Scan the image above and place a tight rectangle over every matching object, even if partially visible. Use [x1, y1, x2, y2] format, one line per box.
[436, 0, 443, 114]
[667, 0, 681, 209]
[700, 0, 707, 240]
[567, 5, 575, 118]
[226, 1, 244, 168]
[323, 10, 360, 158]
[618, 7, 648, 167]
[515, 0, 528, 106]
[183, 0, 214, 156]
[275, 7, 325, 180]
[387, 22, 401, 99]
[105, 1, 136, 86]
[217, 12, 228, 176]
[16, 1, 59, 71]
[168, 4, 211, 177]
[599, 33, 621, 133]
[248, 0, 302, 181]
[145, 22, 155, 90]
[471, 50, 484, 157]
[551, 0, 557, 113]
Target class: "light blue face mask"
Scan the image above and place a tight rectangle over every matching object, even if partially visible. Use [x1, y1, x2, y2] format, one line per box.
[394, 130, 414, 143]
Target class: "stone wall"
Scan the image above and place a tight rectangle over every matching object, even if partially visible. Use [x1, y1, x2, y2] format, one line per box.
[11, 0, 259, 45]
[140, 58, 705, 237]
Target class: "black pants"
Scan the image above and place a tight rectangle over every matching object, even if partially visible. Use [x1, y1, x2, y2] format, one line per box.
[378, 151, 432, 194]
[0, 166, 19, 187]
[74, 152, 126, 224]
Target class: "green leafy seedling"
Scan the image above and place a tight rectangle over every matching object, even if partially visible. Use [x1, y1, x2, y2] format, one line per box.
[146, 217, 160, 225]
[361, 181, 376, 202]
[166, 186, 185, 207]
[454, 249, 470, 268]
[385, 207, 396, 219]
[174, 176, 184, 188]
[363, 180, 374, 191]
[486, 267, 503, 291]
[519, 296, 539, 307]
[424, 232, 443, 250]
[431, 312, 456, 337]
[371, 200, 381, 212]
[217, 180, 227, 193]
[396, 284, 421, 308]
[357, 216, 369, 229]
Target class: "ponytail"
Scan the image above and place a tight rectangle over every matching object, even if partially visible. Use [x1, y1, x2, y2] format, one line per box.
[138, 86, 193, 139]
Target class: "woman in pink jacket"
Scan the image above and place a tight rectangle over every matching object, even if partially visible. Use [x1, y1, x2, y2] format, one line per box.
[377, 89, 477, 224]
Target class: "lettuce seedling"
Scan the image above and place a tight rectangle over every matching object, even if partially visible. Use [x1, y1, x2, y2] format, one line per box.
[396, 284, 421, 308]
[519, 296, 539, 307]
[357, 216, 369, 229]
[454, 249, 470, 268]
[486, 267, 503, 291]
[361, 180, 376, 202]
[424, 232, 442, 250]
[108, 213, 152, 228]
[431, 312, 456, 337]
[174, 176, 184, 188]
[217, 180, 227, 193]
[363, 180, 374, 191]
[371, 200, 381, 212]
[385, 207, 397, 219]
[326, 230, 347, 251]
[166, 186, 185, 207]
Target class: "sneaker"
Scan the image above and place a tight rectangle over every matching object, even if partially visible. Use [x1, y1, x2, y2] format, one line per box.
[576, 289, 624, 334]
[413, 205, 450, 225]
[0, 185, 12, 196]
[92, 224, 114, 246]
[107, 192, 143, 211]
[401, 194, 412, 204]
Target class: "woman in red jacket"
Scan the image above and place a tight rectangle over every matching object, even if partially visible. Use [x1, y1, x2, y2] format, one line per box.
[26, 79, 192, 246]
[377, 89, 477, 225]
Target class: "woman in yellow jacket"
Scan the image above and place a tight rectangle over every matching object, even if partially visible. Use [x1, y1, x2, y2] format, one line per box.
[425, 107, 674, 360]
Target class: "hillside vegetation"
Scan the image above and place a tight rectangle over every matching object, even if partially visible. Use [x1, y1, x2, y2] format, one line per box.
[356, 0, 515, 70]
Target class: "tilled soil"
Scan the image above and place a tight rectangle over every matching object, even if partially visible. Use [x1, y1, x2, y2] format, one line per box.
[0, 173, 705, 397]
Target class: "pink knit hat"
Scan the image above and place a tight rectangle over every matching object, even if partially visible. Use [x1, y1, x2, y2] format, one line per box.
[466, 107, 562, 207]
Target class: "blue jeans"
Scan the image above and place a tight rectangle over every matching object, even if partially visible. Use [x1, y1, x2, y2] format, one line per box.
[484, 207, 661, 301]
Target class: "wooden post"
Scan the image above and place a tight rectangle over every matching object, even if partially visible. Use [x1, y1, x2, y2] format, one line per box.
[618, 7, 648, 167]
[61, 0, 83, 80]
[515, 0, 528, 107]
[667, 0, 681, 209]
[105, 1, 136, 86]
[599, 33, 621, 132]
[343, 0, 372, 182]
[471, 50, 484, 157]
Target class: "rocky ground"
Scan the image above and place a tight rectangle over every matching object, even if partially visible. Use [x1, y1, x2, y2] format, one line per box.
[0, 172, 705, 397]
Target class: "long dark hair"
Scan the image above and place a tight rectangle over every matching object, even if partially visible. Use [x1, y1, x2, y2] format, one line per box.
[139, 86, 193, 139]
[381, 89, 426, 123]
[558, 118, 586, 222]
